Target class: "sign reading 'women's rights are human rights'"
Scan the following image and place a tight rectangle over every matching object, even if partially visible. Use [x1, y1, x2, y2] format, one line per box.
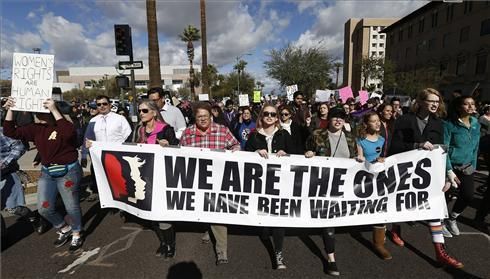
[11, 53, 54, 113]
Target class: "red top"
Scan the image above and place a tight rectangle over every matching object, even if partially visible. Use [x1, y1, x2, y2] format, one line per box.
[3, 119, 78, 165]
[180, 122, 240, 151]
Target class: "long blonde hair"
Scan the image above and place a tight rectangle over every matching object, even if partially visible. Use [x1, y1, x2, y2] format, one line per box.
[257, 104, 280, 129]
[411, 88, 447, 118]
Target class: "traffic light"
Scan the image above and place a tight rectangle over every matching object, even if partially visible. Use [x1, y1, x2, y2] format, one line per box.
[114, 24, 132, 56]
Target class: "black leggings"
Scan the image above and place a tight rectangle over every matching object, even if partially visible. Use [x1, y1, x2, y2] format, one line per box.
[322, 227, 335, 254]
[263, 227, 285, 252]
[451, 170, 475, 214]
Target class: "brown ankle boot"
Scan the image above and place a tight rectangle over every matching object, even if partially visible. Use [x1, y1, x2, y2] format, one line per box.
[373, 227, 392, 260]
[434, 243, 464, 269]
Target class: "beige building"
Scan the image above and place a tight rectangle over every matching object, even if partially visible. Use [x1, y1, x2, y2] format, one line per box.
[344, 18, 399, 94]
[382, 2, 490, 100]
[56, 65, 201, 92]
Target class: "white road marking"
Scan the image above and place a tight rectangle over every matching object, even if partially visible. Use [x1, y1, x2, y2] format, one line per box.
[58, 248, 100, 274]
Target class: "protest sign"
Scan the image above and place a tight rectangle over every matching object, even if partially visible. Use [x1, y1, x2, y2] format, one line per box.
[339, 86, 354, 103]
[91, 143, 448, 227]
[286, 84, 298, 101]
[11, 53, 54, 112]
[239, 94, 250, 107]
[315, 90, 333, 103]
[359, 91, 369, 105]
[253, 91, 261, 103]
[198, 94, 209, 101]
[370, 92, 383, 100]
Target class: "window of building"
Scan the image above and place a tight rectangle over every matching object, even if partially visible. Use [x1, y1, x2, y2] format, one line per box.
[476, 51, 488, 74]
[373, 35, 377, 39]
[134, 80, 147, 86]
[380, 43, 385, 48]
[456, 55, 467, 76]
[379, 51, 384, 56]
[431, 11, 438, 28]
[372, 43, 377, 47]
[440, 61, 448, 76]
[373, 26, 378, 31]
[84, 81, 92, 87]
[408, 25, 413, 38]
[464, 2, 473, 14]
[405, 47, 411, 58]
[418, 18, 425, 33]
[380, 34, 385, 39]
[172, 79, 183, 84]
[173, 69, 188, 75]
[371, 51, 376, 56]
[460, 26, 470, 42]
[428, 38, 436, 51]
[481, 19, 490, 36]
[442, 32, 451, 48]
[398, 29, 403, 42]
[446, 4, 454, 22]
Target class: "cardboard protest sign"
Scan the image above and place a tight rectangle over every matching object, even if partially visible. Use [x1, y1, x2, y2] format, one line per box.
[315, 89, 333, 103]
[359, 91, 369, 105]
[239, 94, 250, 107]
[253, 91, 261, 103]
[338, 86, 354, 103]
[286, 84, 298, 101]
[11, 53, 55, 112]
[91, 143, 448, 227]
[198, 94, 209, 101]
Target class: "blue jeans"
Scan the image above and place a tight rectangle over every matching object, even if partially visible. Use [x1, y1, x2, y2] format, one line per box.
[37, 163, 82, 232]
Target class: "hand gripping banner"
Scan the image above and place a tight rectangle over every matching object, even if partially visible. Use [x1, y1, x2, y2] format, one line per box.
[90, 142, 448, 227]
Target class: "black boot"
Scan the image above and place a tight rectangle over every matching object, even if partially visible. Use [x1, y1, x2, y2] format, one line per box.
[26, 210, 48, 235]
[153, 222, 166, 257]
[163, 226, 176, 259]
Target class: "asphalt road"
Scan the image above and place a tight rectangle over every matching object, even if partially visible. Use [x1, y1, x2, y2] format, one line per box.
[1, 150, 489, 278]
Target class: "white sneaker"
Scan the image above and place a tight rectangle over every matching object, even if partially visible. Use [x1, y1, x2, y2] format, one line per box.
[275, 251, 287, 269]
[441, 224, 453, 238]
[446, 219, 460, 236]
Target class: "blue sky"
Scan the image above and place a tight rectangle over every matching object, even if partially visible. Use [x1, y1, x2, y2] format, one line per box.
[1, 0, 427, 93]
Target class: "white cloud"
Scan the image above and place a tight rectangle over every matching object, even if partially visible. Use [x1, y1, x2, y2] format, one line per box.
[294, 1, 428, 60]
[26, 11, 36, 19]
[12, 32, 44, 50]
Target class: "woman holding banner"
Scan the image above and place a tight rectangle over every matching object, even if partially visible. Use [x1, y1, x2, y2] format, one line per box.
[389, 88, 463, 269]
[3, 97, 83, 252]
[245, 104, 292, 270]
[136, 100, 179, 259]
[443, 96, 480, 237]
[305, 107, 359, 276]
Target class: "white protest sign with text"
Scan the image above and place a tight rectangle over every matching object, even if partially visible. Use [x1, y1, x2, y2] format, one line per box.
[90, 143, 448, 227]
[11, 53, 54, 112]
[239, 94, 250, 107]
[286, 84, 298, 101]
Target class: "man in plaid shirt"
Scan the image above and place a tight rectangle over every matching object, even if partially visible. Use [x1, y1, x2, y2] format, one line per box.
[180, 102, 239, 265]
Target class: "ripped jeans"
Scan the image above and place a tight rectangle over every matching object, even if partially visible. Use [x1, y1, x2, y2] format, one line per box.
[37, 163, 82, 232]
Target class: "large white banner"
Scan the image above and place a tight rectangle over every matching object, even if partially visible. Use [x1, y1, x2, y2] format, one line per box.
[11, 53, 54, 113]
[90, 143, 448, 227]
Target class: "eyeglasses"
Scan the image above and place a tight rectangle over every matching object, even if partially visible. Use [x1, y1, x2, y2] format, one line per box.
[263, 112, 277, 118]
[138, 108, 150, 114]
[96, 102, 109, 107]
[280, 113, 290, 116]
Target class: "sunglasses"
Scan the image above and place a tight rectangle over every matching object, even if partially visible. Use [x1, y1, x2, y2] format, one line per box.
[138, 108, 150, 114]
[263, 112, 277, 117]
[280, 113, 290, 117]
[96, 102, 109, 107]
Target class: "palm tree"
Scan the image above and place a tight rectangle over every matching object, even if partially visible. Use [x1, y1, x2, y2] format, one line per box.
[180, 25, 201, 98]
[146, 0, 161, 88]
[234, 59, 247, 94]
[200, 0, 209, 96]
[333, 62, 343, 88]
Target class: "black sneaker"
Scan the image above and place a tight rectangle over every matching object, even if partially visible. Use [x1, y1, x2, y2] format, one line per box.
[155, 243, 166, 257]
[54, 227, 72, 247]
[69, 236, 83, 253]
[165, 244, 176, 260]
[275, 251, 287, 269]
[327, 261, 340, 276]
